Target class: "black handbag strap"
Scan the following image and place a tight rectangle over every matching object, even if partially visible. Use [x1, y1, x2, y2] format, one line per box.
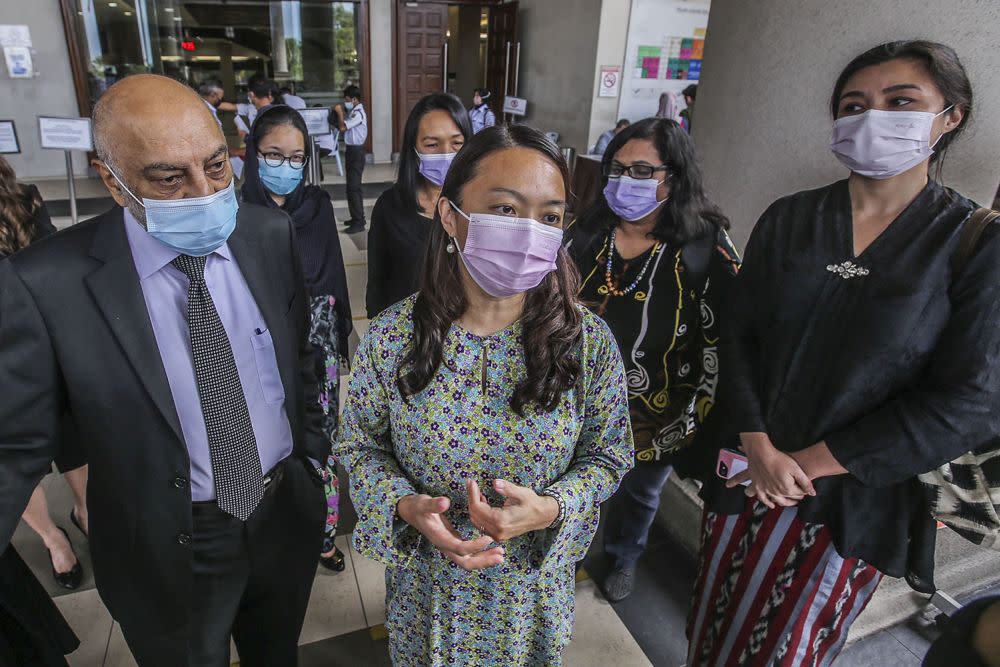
[951, 207, 1000, 274]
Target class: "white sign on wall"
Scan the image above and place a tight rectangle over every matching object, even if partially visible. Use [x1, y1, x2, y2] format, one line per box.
[618, 0, 711, 124]
[599, 66, 621, 98]
[0, 121, 19, 154]
[4, 46, 33, 78]
[298, 108, 332, 136]
[0, 25, 31, 48]
[38, 116, 94, 151]
[503, 96, 528, 117]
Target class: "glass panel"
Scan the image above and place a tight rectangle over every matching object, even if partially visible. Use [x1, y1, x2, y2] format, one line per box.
[67, 0, 362, 112]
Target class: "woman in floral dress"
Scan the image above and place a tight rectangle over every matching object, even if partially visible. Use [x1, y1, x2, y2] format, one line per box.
[336, 124, 634, 666]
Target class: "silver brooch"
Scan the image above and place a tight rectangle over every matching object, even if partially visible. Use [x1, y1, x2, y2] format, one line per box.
[826, 260, 870, 280]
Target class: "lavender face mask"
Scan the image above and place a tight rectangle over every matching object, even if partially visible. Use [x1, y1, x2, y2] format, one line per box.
[603, 175, 668, 221]
[416, 150, 457, 187]
[830, 106, 952, 180]
[450, 202, 564, 298]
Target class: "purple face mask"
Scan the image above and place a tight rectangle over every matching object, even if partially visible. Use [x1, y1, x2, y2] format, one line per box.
[603, 175, 668, 222]
[416, 150, 457, 187]
[450, 202, 564, 298]
[830, 106, 952, 179]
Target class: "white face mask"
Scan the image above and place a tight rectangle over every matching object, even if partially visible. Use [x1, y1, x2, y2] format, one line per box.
[830, 106, 953, 179]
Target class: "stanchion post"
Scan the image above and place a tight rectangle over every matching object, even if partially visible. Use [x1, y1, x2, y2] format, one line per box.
[65, 149, 78, 225]
[308, 137, 320, 185]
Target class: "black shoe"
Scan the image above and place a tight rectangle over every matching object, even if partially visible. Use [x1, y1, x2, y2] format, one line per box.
[345, 222, 366, 234]
[70, 509, 88, 539]
[48, 527, 83, 590]
[601, 567, 635, 602]
[319, 546, 346, 572]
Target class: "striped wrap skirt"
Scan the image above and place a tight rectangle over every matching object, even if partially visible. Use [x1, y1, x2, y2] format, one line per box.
[686, 500, 883, 667]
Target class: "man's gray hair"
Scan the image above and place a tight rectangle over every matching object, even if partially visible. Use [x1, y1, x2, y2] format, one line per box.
[197, 79, 224, 98]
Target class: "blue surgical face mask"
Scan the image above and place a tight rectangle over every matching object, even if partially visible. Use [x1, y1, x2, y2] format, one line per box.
[108, 167, 239, 257]
[258, 159, 304, 195]
[344, 101, 355, 111]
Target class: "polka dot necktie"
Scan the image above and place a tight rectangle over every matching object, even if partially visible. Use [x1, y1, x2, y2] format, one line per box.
[172, 254, 263, 521]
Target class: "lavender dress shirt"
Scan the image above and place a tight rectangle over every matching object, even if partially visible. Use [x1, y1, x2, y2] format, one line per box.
[123, 209, 294, 502]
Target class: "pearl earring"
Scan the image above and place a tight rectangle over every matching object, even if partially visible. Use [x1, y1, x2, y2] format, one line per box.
[446, 240, 456, 254]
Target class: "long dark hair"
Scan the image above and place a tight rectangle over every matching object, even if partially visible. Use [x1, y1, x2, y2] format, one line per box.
[250, 103, 310, 151]
[576, 117, 729, 245]
[397, 124, 583, 415]
[831, 41, 972, 169]
[0, 156, 41, 257]
[397, 93, 472, 214]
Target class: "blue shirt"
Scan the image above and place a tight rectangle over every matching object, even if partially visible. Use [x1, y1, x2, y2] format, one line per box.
[123, 208, 294, 501]
[470, 104, 496, 134]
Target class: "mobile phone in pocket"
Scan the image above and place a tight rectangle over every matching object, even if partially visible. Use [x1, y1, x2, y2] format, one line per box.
[717, 448, 751, 486]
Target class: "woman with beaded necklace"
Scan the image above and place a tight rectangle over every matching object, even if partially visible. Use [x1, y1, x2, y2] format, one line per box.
[567, 117, 738, 602]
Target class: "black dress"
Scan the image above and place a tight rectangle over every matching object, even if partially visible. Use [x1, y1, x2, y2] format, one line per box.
[567, 220, 739, 466]
[366, 184, 434, 319]
[699, 178, 1000, 584]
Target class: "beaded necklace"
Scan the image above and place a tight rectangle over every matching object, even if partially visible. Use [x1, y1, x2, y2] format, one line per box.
[604, 228, 662, 297]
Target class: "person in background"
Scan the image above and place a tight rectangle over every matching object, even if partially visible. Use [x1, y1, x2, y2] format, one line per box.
[241, 105, 352, 573]
[366, 93, 471, 318]
[469, 87, 496, 134]
[197, 79, 238, 127]
[656, 91, 681, 122]
[0, 156, 91, 591]
[924, 595, 1000, 667]
[236, 75, 284, 141]
[337, 124, 633, 666]
[589, 118, 631, 157]
[279, 86, 307, 110]
[332, 84, 368, 234]
[687, 41, 999, 667]
[567, 118, 738, 602]
[0, 75, 328, 665]
[680, 84, 697, 133]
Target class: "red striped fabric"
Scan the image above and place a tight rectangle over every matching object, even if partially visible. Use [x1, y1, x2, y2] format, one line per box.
[686, 500, 883, 667]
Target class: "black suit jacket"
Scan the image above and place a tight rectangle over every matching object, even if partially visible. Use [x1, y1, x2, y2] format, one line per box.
[0, 204, 327, 635]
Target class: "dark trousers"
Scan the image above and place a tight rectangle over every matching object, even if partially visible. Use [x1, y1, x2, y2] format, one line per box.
[120, 459, 325, 667]
[603, 462, 673, 570]
[344, 144, 366, 225]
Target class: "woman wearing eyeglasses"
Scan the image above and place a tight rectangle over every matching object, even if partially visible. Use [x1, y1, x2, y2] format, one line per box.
[242, 105, 352, 571]
[567, 117, 739, 602]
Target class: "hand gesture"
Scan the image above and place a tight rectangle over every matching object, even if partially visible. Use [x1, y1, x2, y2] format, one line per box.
[467, 479, 560, 543]
[396, 494, 504, 571]
[728, 433, 816, 509]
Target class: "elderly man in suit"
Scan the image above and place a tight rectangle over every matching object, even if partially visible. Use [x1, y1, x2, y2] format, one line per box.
[0, 74, 327, 666]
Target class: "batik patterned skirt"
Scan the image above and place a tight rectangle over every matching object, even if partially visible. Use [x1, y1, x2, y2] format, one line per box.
[309, 295, 343, 553]
[687, 500, 883, 667]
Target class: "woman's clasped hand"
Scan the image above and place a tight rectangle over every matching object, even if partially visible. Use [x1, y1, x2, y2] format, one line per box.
[395, 494, 504, 571]
[726, 432, 816, 509]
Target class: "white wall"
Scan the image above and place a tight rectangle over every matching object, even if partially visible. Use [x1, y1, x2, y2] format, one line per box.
[368, 0, 393, 163]
[694, 0, 1000, 248]
[0, 6, 87, 179]
[586, 0, 631, 152]
[516, 0, 603, 150]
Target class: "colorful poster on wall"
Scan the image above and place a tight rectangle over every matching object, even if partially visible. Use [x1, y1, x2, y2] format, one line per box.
[635, 46, 662, 79]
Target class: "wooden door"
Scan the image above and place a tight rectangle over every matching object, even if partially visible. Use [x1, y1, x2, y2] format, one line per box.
[485, 1, 518, 120]
[394, 1, 448, 152]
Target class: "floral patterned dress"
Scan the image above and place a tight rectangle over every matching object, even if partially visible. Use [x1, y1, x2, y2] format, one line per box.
[336, 296, 634, 666]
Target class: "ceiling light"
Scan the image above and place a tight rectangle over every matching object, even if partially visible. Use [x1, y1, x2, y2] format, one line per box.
[108, 2, 118, 6]
[164, 6, 174, 11]
[173, 16, 182, 21]
[124, 10, 132, 15]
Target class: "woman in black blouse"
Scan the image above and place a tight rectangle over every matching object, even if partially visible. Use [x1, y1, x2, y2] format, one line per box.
[567, 118, 739, 602]
[687, 41, 1000, 667]
[366, 93, 471, 318]
[241, 106, 353, 571]
[0, 156, 81, 664]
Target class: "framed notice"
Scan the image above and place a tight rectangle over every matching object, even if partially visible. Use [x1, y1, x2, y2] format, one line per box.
[0, 120, 19, 154]
[38, 116, 93, 151]
[503, 96, 528, 117]
[298, 108, 331, 136]
[599, 66, 621, 98]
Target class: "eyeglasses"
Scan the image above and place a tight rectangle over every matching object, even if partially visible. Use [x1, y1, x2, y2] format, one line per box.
[603, 163, 670, 180]
[260, 152, 307, 169]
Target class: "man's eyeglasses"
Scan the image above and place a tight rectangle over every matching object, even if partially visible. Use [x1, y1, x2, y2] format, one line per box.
[603, 163, 670, 180]
[260, 152, 308, 169]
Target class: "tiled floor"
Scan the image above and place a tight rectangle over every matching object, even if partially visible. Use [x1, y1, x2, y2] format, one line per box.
[14, 194, 997, 666]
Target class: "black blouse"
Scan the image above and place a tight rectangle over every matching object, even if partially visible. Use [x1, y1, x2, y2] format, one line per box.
[699, 179, 1000, 583]
[366, 184, 434, 319]
[568, 221, 739, 466]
